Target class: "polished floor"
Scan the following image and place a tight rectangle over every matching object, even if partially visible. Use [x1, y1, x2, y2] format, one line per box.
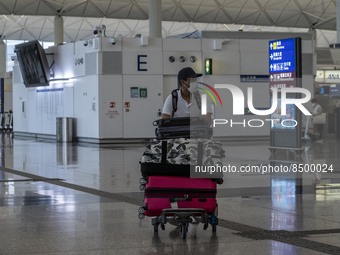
[0, 133, 340, 254]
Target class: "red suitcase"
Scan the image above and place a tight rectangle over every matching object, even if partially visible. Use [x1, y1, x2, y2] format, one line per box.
[143, 176, 217, 217]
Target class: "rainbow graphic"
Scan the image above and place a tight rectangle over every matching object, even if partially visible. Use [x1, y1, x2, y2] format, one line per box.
[197, 82, 223, 106]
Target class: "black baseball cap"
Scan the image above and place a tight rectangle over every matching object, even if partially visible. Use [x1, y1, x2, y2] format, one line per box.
[177, 67, 202, 82]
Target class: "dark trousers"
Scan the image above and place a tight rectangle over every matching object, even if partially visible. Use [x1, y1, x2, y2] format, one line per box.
[315, 124, 324, 139]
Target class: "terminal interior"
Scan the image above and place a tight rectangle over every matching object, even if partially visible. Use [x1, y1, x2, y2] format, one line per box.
[1, 135, 340, 254]
[1, 0, 340, 254]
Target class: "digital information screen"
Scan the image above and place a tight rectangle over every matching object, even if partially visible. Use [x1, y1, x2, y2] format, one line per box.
[268, 37, 302, 150]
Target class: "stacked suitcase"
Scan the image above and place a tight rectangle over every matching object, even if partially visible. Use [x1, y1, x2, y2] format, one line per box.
[138, 118, 222, 239]
[154, 117, 212, 140]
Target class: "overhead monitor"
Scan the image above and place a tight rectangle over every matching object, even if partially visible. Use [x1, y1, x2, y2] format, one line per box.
[15, 40, 50, 87]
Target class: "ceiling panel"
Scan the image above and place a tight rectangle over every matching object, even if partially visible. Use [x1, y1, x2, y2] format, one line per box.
[294, 14, 312, 28]
[255, 12, 274, 26]
[276, 12, 302, 27]
[0, 0, 336, 48]
[194, 7, 220, 22]
[281, 0, 301, 11]
[0, 0, 16, 14]
[236, 9, 262, 24]
[213, 9, 234, 24]
[221, 0, 249, 9]
[15, 0, 43, 15]
[106, 2, 135, 19]
[265, 0, 291, 10]
[300, 0, 333, 10]
[0, 0, 336, 28]
[37, 1, 59, 15]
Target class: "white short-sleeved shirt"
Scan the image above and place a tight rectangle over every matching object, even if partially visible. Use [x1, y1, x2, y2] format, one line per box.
[162, 89, 201, 118]
[312, 104, 322, 116]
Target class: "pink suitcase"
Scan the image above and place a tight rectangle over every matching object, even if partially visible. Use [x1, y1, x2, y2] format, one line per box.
[138, 140, 221, 239]
[142, 176, 217, 217]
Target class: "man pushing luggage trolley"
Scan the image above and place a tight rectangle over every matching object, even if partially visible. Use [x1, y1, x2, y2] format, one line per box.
[137, 67, 223, 239]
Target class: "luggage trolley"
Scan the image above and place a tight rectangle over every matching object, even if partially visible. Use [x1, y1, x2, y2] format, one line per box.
[138, 121, 223, 239]
[138, 174, 219, 239]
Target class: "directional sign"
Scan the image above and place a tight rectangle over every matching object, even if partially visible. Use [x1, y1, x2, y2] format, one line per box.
[269, 37, 303, 150]
[269, 38, 296, 74]
[269, 38, 301, 90]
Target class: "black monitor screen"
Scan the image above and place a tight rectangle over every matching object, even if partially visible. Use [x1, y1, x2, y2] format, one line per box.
[15, 40, 50, 87]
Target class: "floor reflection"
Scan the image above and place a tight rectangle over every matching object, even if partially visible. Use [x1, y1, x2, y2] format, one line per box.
[1, 135, 340, 254]
[0, 135, 337, 198]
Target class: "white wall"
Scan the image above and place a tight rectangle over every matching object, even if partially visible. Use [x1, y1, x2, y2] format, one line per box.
[98, 75, 123, 139]
[162, 39, 202, 75]
[202, 39, 240, 75]
[12, 32, 315, 142]
[121, 38, 164, 139]
[73, 75, 99, 138]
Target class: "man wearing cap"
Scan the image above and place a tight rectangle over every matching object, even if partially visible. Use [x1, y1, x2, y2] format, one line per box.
[160, 67, 212, 236]
[161, 67, 205, 119]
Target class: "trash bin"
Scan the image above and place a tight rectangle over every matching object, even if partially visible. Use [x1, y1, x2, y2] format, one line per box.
[56, 117, 74, 142]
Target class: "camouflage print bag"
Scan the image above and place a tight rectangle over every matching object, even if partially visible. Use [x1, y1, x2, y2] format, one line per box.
[140, 138, 225, 166]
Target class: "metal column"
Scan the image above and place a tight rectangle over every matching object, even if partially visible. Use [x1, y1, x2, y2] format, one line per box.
[337, 0, 340, 43]
[54, 15, 64, 45]
[149, 0, 162, 38]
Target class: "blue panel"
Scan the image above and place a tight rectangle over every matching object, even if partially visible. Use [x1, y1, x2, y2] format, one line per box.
[269, 38, 296, 73]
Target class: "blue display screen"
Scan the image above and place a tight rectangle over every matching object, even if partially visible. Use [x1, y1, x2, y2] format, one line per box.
[269, 38, 296, 73]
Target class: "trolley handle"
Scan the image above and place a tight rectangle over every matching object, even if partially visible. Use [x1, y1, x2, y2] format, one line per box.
[169, 195, 192, 202]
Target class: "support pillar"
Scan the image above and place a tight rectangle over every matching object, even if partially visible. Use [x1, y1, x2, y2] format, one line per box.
[0, 40, 5, 113]
[54, 16, 64, 45]
[149, 0, 162, 38]
[337, 0, 340, 43]
[0, 40, 6, 78]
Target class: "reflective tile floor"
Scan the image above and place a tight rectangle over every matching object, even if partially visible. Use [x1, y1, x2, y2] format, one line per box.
[1, 133, 340, 254]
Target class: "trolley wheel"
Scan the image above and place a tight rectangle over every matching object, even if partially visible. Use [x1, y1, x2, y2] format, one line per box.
[138, 213, 145, 220]
[215, 178, 224, 184]
[139, 184, 146, 191]
[138, 207, 145, 214]
[139, 178, 147, 185]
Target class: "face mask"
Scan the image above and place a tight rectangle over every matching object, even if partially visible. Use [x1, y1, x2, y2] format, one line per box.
[187, 82, 198, 94]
